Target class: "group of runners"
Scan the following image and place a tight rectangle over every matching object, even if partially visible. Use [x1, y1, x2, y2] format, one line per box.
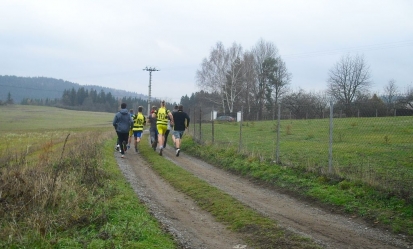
[112, 101, 190, 158]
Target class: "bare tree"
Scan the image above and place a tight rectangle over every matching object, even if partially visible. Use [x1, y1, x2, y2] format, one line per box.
[313, 91, 330, 118]
[273, 58, 291, 102]
[196, 42, 245, 113]
[223, 42, 246, 113]
[327, 54, 371, 116]
[251, 38, 279, 119]
[398, 85, 413, 110]
[196, 42, 228, 110]
[383, 79, 398, 106]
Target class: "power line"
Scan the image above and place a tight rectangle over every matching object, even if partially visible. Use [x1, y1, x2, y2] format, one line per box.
[281, 40, 413, 59]
[143, 67, 160, 117]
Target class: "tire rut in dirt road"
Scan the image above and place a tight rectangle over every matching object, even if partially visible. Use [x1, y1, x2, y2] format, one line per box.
[160, 146, 411, 249]
[115, 150, 249, 249]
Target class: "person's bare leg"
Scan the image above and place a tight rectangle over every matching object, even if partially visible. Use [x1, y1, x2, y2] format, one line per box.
[158, 134, 165, 155]
[158, 134, 164, 148]
[158, 133, 165, 155]
[175, 138, 181, 156]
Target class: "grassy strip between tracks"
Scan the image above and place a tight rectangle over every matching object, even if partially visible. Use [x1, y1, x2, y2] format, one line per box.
[180, 135, 413, 240]
[140, 136, 320, 249]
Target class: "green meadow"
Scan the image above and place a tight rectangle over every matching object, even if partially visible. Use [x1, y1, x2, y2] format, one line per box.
[195, 116, 413, 196]
[0, 105, 113, 131]
[0, 105, 114, 155]
[183, 116, 413, 237]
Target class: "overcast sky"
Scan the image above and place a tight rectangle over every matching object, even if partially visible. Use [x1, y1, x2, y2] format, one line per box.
[1, 0, 412, 103]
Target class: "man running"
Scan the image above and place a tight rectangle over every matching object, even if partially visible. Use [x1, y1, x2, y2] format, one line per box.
[113, 103, 133, 158]
[152, 100, 173, 156]
[164, 106, 178, 148]
[132, 106, 146, 153]
[170, 105, 179, 148]
[148, 106, 158, 151]
[127, 109, 134, 149]
[172, 104, 190, 157]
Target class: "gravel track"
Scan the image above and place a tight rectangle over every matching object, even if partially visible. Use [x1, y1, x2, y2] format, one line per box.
[115, 141, 411, 249]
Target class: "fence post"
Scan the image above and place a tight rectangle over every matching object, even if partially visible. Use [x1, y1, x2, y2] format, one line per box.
[328, 100, 334, 174]
[276, 103, 281, 164]
[199, 108, 202, 143]
[187, 107, 190, 136]
[238, 106, 243, 153]
[212, 106, 215, 144]
[193, 108, 196, 140]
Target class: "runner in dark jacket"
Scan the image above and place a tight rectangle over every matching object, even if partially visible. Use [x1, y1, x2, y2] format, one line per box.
[113, 103, 133, 158]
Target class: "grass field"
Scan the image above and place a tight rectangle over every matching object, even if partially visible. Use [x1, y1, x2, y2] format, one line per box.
[0, 105, 113, 131]
[0, 105, 323, 248]
[2, 105, 412, 246]
[0, 105, 114, 156]
[193, 116, 413, 197]
[182, 130, 413, 237]
[0, 105, 176, 248]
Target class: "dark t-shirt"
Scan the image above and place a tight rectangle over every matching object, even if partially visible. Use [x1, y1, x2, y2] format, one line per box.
[172, 111, 190, 131]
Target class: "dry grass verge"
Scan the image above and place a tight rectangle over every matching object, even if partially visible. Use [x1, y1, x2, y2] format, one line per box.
[1, 130, 176, 248]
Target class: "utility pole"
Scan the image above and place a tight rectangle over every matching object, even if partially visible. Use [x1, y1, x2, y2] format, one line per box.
[143, 66, 159, 117]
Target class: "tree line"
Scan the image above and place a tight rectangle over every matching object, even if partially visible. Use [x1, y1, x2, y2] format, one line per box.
[2, 79, 230, 115]
[17, 87, 176, 113]
[3, 39, 412, 118]
[194, 38, 413, 119]
[6, 82, 412, 119]
[196, 39, 291, 119]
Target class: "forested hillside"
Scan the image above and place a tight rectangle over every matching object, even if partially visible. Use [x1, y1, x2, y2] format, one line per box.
[0, 75, 145, 103]
[0, 75, 216, 114]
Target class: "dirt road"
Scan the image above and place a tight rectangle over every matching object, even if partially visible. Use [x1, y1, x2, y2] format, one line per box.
[116, 144, 411, 249]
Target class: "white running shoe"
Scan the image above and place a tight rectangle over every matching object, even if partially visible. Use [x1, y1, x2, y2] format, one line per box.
[176, 149, 180, 157]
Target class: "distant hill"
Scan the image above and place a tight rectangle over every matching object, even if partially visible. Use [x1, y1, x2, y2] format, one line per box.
[0, 75, 146, 103]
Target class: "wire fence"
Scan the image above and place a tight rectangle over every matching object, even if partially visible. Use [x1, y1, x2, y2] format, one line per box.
[186, 103, 413, 201]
